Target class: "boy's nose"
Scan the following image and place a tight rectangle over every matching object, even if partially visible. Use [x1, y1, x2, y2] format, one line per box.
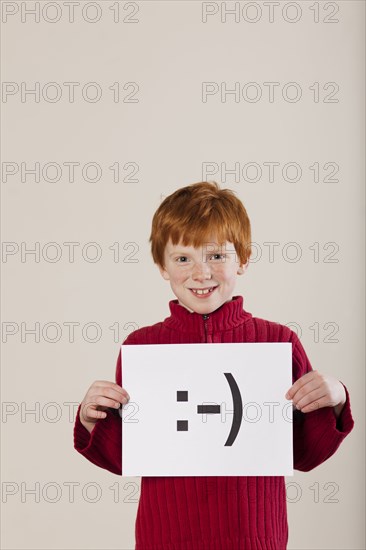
[192, 263, 212, 280]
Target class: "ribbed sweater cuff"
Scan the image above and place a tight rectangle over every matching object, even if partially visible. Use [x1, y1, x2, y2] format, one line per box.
[73, 402, 118, 452]
[73, 403, 93, 451]
[334, 383, 354, 434]
[73, 402, 122, 475]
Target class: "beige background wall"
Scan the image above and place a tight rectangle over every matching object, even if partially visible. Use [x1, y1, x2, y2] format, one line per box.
[1, 1, 364, 548]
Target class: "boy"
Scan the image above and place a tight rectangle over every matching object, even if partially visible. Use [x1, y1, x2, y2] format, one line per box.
[74, 181, 354, 550]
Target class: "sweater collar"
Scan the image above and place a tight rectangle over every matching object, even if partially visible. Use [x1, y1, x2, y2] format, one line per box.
[164, 295, 252, 334]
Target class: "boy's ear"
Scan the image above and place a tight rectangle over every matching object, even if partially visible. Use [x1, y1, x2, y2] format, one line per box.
[237, 259, 249, 275]
[158, 265, 170, 281]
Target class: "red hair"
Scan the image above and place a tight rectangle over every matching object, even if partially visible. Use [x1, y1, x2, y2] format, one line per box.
[149, 181, 251, 269]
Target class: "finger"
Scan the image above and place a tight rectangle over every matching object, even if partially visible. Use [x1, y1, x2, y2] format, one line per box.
[291, 378, 323, 405]
[93, 380, 129, 393]
[82, 408, 108, 421]
[90, 380, 128, 395]
[286, 370, 318, 399]
[294, 388, 328, 411]
[80, 403, 108, 422]
[86, 396, 123, 410]
[93, 386, 130, 402]
[300, 395, 335, 413]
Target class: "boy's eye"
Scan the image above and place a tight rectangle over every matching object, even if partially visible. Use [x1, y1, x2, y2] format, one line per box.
[210, 253, 225, 261]
[175, 254, 225, 263]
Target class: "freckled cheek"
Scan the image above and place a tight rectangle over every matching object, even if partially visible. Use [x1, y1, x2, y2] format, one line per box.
[213, 265, 233, 280]
[174, 270, 189, 284]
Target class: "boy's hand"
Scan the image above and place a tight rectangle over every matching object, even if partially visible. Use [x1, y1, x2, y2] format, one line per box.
[80, 380, 130, 434]
[285, 371, 346, 416]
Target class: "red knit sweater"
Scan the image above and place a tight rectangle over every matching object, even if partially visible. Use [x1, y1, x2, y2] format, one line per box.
[74, 295, 354, 550]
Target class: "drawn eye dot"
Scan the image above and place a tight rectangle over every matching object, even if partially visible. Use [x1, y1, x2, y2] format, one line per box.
[177, 391, 188, 402]
[177, 420, 188, 431]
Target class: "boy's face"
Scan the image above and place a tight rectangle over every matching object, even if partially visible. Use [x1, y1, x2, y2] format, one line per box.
[159, 236, 247, 314]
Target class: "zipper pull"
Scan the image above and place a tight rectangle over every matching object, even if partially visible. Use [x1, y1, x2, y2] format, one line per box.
[202, 314, 209, 320]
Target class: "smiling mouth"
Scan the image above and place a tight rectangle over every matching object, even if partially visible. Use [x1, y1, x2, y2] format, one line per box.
[189, 286, 218, 296]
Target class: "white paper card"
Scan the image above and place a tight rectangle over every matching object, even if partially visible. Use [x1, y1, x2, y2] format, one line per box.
[121, 343, 293, 477]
